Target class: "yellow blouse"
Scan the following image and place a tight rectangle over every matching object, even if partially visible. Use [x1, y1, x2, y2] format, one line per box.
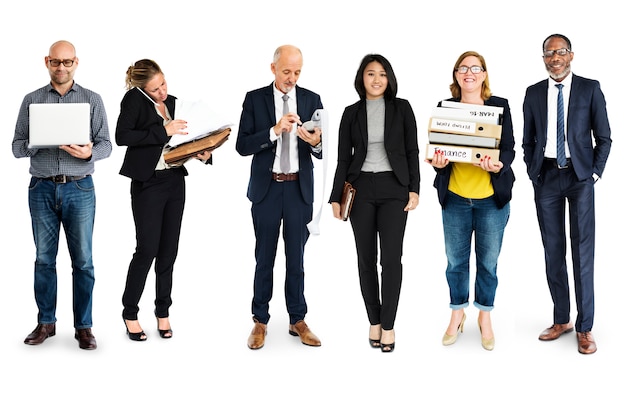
[448, 162, 494, 199]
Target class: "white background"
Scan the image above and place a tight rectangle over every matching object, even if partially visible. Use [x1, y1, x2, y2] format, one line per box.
[2, 1, 623, 396]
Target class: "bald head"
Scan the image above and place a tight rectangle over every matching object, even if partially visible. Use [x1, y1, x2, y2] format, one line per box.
[49, 40, 76, 57]
[46, 40, 78, 95]
[271, 44, 303, 94]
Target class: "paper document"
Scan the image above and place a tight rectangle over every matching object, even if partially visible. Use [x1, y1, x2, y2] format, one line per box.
[168, 99, 233, 147]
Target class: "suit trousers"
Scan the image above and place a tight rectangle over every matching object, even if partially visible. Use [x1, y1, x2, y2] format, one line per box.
[350, 171, 408, 330]
[251, 179, 311, 325]
[122, 168, 186, 320]
[534, 160, 595, 332]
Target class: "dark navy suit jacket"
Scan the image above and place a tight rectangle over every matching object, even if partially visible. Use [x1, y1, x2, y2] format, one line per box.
[522, 74, 611, 185]
[236, 83, 323, 204]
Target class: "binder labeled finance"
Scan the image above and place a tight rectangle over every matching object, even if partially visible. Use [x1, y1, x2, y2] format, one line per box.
[425, 144, 500, 163]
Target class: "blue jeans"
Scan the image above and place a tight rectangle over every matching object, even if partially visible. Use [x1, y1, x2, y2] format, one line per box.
[442, 191, 509, 311]
[28, 176, 96, 328]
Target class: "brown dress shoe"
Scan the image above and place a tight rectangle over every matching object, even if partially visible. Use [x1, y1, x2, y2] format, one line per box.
[24, 323, 56, 345]
[538, 322, 574, 341]
[247, 319, 267, 350]
[289, 320, 321, 347]
[75, 328, 97, 350]
[577, 331, 597, 354]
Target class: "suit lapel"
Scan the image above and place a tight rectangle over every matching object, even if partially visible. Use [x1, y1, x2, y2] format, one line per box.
[264, 83, 277, 124]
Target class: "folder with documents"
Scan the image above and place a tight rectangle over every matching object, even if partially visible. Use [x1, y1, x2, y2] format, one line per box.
[164, 127, 230, 164]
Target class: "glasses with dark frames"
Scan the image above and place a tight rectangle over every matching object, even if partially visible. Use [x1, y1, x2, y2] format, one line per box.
[543, 48, 571, 58]
[456, 65, 484, 74]
[48, 59, 75, 67]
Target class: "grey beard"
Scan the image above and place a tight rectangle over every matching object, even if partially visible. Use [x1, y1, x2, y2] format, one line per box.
[546, 65, 571, 81]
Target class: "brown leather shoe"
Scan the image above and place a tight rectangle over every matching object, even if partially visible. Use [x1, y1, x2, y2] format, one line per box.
[577, 331, 597, 354]
[538, 322, 574, 341]
[75, 328, 97, 350]
[289, 320, 321, 347]
[24, 323, 56, 345]
[247, 318, 267, 350]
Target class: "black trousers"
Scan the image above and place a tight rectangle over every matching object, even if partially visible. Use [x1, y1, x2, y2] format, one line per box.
[122, 168, 186, 320]
[349, 172, 408, 330]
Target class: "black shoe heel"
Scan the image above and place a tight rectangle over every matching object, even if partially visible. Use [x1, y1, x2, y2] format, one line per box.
[156, 317, 173, 339]
[123, 318, 147, 341]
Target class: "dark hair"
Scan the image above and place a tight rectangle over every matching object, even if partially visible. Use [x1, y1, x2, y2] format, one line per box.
[449, 51, 491, 100]
[354, 54, 398, 100]
[543, 33, 572, 51]
[125, 59, 163, 90]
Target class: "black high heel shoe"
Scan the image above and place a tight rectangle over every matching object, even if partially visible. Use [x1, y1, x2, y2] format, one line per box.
[369, 324, 381, 348]
[156, 317, 173, 339]
[380, 329, 395, 353]
[381, 342, 395, 352]
[124, 318, 147, 341]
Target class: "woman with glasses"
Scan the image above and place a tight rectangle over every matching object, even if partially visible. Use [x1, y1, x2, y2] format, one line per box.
[115, 59, 213, 341]
[329, 54, 420, 352]
[427, 51, 515, 350]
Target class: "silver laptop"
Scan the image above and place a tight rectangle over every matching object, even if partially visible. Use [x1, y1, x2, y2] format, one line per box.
[28, 103, 91, 148]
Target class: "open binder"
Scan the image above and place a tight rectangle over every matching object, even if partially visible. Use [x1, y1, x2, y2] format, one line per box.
[164, 127, 231, 164]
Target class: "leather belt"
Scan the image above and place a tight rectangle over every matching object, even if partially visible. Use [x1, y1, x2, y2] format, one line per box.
[544, 158, 571, 169]
[272, 172, 298, 182]
[44, 175, 87, 183]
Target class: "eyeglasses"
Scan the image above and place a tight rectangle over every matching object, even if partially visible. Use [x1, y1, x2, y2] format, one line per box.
[48, 58, 75, 67]
[456, 65, 484, 74]
[543, 48, 571, 58]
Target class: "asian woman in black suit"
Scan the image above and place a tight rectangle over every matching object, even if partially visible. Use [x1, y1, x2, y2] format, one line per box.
[329, 54, 420, 352]
[116, 59, 212, 341]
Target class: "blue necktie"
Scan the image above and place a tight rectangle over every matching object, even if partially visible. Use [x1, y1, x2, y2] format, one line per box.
[280, 94, 290, 173]
[556, 84, 566, 167]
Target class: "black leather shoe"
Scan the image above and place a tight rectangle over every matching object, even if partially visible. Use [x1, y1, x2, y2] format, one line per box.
[75, 328, 97, 350]
[24, 323, 56, 345]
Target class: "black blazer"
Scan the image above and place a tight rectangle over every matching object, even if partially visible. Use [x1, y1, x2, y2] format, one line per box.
[432, 96, 515, 209]
[236, 83, 323, 204]
[329, 97, 420, 203]
[115, 87, 189, 182]
[522, 74, 611, 185]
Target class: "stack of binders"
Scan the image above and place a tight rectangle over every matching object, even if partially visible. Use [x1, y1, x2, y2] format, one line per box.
[426, 101, 503, 163]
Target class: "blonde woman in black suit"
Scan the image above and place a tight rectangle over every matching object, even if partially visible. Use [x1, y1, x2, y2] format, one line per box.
[329, 54, 420, 353]
[116, 59, 212, 341]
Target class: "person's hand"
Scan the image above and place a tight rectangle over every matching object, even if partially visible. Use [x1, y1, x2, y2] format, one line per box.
[165, 119, 188, 136]
[476, 155, 503, 173]
[404, 192, 419, 212]
[273, 112, 301, 136]
[331, 202, 341, 220]
[59, 142, 93, 159]
[296, 125, 321, 147]
[195, 150, 213, 162]
[424, 149, 449, 168]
